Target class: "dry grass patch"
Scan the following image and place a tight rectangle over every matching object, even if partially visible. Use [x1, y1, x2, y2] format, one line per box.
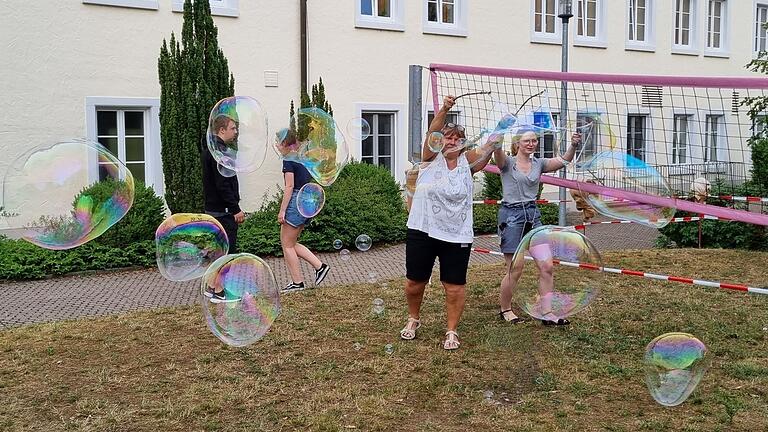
[1, 249, 767, 431]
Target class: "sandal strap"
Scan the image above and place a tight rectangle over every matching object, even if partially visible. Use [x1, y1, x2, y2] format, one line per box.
[443, 331, 460, 349]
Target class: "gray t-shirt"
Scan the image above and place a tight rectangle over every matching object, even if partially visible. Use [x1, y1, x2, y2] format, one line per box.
[500, 155, 551, 203]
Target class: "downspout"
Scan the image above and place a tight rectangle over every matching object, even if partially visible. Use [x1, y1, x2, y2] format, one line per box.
[300, 0, 308, 94]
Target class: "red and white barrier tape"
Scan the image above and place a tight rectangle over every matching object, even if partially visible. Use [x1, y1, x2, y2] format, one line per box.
[472, 199, 570, 205]
[706, 195, 768, 203]
[572, 215, 722, 229]
[470, 247, 768, 295]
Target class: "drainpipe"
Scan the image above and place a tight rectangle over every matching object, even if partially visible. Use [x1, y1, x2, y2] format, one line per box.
[300, 0, 308, 94]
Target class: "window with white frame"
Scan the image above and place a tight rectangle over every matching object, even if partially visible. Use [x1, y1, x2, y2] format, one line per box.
[424, 0, 467, 36]
[357, 0, 405, 31]
[704, 114, 723, 162]
[755, 4, 768, 53]
[86, 97, 162, 194]
[576, 113, 602, 161]
[532, 0, 561, 43]
[362, 112, 395, 173]
[426, 111, 459, 129]
[172, 0, 238, 17]
[82, 0, 158, 10]
[672, 114, 691, 164]
[534, 113, 559, 159]
[627, 0, 654, 50]
[673, 0, 696, 52]
[575, 0, 605, 46]
[627, 115, 646, 161]
[705, 0, 727, 54]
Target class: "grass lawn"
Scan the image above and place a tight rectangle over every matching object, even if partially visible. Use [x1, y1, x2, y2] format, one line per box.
[1, 249, 767, 431]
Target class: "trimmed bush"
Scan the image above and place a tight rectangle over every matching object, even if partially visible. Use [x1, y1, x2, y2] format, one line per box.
[481, 170, 502, 201]
[473, 203, 499, 234]
[238, 162, 408, 256]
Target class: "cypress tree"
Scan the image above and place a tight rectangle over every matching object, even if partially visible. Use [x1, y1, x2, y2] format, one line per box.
[158, 0, 235, 213]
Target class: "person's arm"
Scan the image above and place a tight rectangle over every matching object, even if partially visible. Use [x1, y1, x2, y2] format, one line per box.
[543, 132, 581, 173]
[212, 170, 244, 222]
[466, 139, 497, 174]
[421, 96, 455, 162]
[492, 142, 507, 171]
[278, 172, 294, 224]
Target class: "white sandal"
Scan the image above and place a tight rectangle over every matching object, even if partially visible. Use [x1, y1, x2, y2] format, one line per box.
[443, 330, 460, 350]
[400, 317, 421, 340]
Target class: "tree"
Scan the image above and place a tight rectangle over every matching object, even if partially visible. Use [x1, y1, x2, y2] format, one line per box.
[158, 0, 235, 213]
[291, 77, 333, 141]
[744, 45, 768, 192]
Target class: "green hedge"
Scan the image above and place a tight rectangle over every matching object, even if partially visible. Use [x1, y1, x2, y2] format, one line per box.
[238, 162, 409, 256]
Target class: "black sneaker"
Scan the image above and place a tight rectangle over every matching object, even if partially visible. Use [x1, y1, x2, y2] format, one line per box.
[314, 263, 330, 286]
[205, 288, 227, 303]
[281, 281, 306, 293]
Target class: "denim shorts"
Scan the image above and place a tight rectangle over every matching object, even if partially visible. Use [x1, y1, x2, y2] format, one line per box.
[285, 190, 310, 228]
[498, 201, 542, 254]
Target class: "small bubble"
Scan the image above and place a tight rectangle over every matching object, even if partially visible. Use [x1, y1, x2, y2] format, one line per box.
[384, 344, 394, 355]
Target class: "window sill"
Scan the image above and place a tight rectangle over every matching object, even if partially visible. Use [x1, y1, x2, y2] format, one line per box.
[625, 43, 656, 53]
[573, 38, 607, 49]
[83, 0, 158, 10]
[355, 18, 405, 32]
[171, 1, 238, 17]
[703, 50, 730, 59]
[671, 46, 699, 56]
[422, 24, 467, 37]
[530, 35, 562, 45]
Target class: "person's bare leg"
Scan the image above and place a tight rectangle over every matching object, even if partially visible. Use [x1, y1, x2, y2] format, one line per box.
[500, 255, 524, 315]
[280, 224, 304, 283]
[405, 278, 428, 320]
[443, 282, 466, 332]
[295, 242, 322, 270]
[536, 258, 557, 320]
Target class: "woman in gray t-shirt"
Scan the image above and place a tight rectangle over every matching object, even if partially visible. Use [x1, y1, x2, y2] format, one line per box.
[492, 128, 581, 326]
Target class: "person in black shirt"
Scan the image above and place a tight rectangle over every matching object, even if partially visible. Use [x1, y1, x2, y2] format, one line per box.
[201, 114, 245, 302]
[275, 129, 330, 292]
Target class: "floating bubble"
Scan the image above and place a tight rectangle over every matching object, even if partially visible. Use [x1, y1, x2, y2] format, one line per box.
[512, 226, 602, 322]
[332, 239, 343, 250]
[296, 183, 325, 218]
[201, 253, 281, 347]
[1, 140, 134, 250]
[644, 333, 710, 407]
[353, 342, 363, 351]
[575, 150, 675, 228]
[285, 107, 350, 186]
[384, 344, 394, 355]
[155, 213, 229, 281]
[340, 249, 351, 261]
[346, 117, 371, 141]
[428, 131, 445, 153]
[372, 298, 385, 315]
[216, 163, 237, 178]
[367, 271, 378, 283]
[355, 234, 372, 251]
[570, 117, 618, 165]
[206, 96, 268, 175]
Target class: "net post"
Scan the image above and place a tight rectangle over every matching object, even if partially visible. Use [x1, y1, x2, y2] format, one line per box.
[558, 6, 572, 227]
[408, 65, 424, 163]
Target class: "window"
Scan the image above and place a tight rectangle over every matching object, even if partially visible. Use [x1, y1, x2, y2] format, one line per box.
[357, 0, 405, 31]
[576, 113, 603, 161]
[574, 0, 606, 47]
[627, 0, 655, 51]
[82, 0, 158, 10]
[534, 114, 559, 159]
[423, 0, 468, 36]
[673, 0, 697, 53]
[755, 4, 768, 54]
[672, 114, 691, 164]
[172, 0, 238, 17]
[86, 97, 163, 195]
[627, 115, 646, 161]
[426, 111, 459, 128]
[362, 113, 395, 173]
[704, 115, 723, 163]
[531, 0, 561, 44]
[705, 0, 728, 55]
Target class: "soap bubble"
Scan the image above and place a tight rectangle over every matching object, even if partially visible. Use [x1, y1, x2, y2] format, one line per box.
[332, 239, 343, 250]
[644, 333, 710, 407]
[575, 150, 675, 228]
[355, 234, 372, 251]
[384, 344, 394, 355]
[285, 107, 350, 186]
[353, 342, 363, 351]
[511, 226, 602, 322]
[201, 253, 281, 347]
[206, 96, 269, 174]
[1, 139, 134, 250]
[372, 298, 385, 315]
[340, 249, 351, 261]
[296, 183, 325, 218]
[428, 131, 445, 153]
[155, 213, 229, 281]
[346, 117, 371, 141]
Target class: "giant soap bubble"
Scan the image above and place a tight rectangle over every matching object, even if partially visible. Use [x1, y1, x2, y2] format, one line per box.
[201, 253, 281, 347]
[287, 107, 350, 186]
[511, 226, 602, 322]
[1, 140, 134, 250]
[155, 213, 229, 281]
[576, 150, 675, 228]
[644, 333, 710, 407]
[206, 96, 269, 174]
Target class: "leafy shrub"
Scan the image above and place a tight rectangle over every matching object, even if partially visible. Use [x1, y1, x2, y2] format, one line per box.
[238, 162, 408, 256]
[540, 203, 559, 225]
[74, 179, 167, 248]
[481, 170, 502, 201]
[473, 203, 499, 234]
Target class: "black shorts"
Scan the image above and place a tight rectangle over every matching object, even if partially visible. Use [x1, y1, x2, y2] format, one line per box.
[405, 229, 472, 285]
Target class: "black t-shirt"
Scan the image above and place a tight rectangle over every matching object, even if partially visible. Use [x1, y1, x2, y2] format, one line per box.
[282, 160, 312, 192]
